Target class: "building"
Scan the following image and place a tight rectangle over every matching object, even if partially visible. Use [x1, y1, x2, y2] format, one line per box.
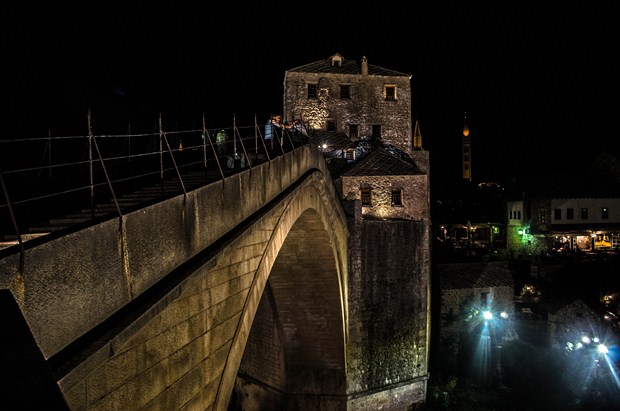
[506, 151, 620, 259]
[266, 53, 430, 409]
[283, 53, 415, 155]
[546, 297, 604, 350]
[438, 262, 515, 335]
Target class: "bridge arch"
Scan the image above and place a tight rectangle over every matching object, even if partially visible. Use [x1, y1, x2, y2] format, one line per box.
[1, 146, 350, 410]
[217, 173, 349, 410]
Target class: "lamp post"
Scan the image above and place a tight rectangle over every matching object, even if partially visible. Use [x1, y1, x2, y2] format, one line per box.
[482, 310, 509, 388]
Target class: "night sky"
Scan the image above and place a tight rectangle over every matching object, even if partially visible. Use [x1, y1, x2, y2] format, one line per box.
[5, 1, 620, 186]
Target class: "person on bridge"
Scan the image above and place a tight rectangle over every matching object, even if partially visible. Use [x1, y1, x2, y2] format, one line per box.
[215, 129, 228, 158]
[264, 114, 282, 150]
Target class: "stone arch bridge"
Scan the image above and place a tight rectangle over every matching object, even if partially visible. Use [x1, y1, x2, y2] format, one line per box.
[1, 144, 427, 410]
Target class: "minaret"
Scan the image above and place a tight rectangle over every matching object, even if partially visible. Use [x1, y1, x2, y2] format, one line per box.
[413, 118, 423, 150]
[462, 112, 471, 181]
[410, 118, 429, 174]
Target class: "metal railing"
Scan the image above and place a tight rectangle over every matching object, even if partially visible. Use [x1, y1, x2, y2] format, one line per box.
[0, 113, 309, 251]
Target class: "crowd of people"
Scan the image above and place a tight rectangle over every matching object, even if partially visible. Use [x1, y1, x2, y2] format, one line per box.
[264, 114, 307, 144]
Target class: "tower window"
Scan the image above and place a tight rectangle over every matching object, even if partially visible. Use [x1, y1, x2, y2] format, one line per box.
[349, 124, 358, 138]
[372, 125, 381, 139]
[391, 190, 402, 206]
[340, 84, 351, 99]
[307, 84, 317, 99]
[581, 208, 588, 219]
[361, 189, 372, 206]
[384, 85, 396, 101]
[567, 208, 574, 220]
[554, 208, 561, 220]
[326, 120, 336, 131]
[602, 207, 609, 219]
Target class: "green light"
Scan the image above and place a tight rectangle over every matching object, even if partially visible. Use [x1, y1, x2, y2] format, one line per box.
[517, 229, 524, 235]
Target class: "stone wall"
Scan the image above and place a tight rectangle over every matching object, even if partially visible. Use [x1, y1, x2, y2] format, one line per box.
[345, 217, 431, 409]
[340, 174, 429, 221]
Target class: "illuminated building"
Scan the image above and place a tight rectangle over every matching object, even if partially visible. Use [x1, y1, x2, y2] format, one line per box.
[506, 151, 620, 258]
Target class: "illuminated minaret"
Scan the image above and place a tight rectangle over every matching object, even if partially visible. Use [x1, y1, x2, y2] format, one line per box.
[413, 118, 423, 150]
[462, 112, 471, 181]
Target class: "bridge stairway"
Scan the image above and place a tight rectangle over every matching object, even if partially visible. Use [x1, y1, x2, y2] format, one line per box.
[0, 169, 226, 248]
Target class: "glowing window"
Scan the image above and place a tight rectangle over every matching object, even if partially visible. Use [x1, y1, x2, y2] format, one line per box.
[385, 85, 396, 101]
[537, 208, 546, 224]
[361, 189, 372, 206]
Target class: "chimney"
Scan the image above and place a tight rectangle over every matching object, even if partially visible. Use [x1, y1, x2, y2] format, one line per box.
[361, 56, 368, 76]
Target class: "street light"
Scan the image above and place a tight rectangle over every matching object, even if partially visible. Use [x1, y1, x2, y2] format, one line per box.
[477, 309, 510, 388]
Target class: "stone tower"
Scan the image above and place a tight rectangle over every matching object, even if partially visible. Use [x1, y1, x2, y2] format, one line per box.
[284, 53, 432, 410]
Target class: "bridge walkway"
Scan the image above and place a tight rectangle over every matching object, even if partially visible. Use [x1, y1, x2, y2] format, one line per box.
[1, 120, 308, 250]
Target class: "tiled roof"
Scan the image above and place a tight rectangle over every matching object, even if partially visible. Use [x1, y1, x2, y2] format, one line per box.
[287, 54, 411, 77]
[307, 131, 355, 150]
[544, 295, 607, 319]
[341, 147, 422, 177]
[438, 262, 514, 290]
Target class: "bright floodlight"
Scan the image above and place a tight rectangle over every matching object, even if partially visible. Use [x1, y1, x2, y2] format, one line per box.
[593, 337, 600, 343]
[500, 311, 509, 319]
[598, 344, 609, 354]
[582, 336, 591, 344]
[322, 143, 328, 149]
[483, 311, 493, 320]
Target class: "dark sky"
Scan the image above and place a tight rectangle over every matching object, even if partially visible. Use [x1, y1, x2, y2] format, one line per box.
[5, 1, 619, 186]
